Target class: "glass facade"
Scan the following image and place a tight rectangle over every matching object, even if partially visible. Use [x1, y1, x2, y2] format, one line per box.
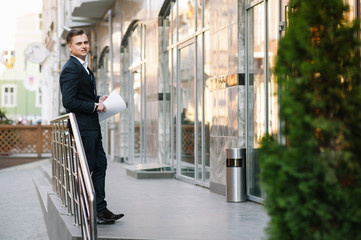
[79, 0, 361, 202]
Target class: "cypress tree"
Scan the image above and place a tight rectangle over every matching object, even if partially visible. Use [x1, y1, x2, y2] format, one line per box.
[259, 0, 361, 239]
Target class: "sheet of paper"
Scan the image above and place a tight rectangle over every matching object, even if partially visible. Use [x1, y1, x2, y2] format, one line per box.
[99, 90, 127, 122]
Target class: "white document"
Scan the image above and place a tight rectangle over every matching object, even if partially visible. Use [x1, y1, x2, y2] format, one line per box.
[99, 90, 127, 122]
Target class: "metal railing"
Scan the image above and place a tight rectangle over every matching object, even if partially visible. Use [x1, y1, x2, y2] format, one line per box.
[51, 113, 97, 239]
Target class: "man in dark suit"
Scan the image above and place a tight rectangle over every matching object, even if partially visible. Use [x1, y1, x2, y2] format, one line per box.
[60, 28, 124, 224]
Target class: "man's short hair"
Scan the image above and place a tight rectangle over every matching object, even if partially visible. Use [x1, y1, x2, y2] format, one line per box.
[66, 28, 87, 44]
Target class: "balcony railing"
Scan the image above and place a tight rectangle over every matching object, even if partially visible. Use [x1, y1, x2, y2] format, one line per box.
[0, 124, 52, 157]
[51, 113, 97, 240]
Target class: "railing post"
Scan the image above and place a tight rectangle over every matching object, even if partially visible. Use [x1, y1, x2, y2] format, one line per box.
[36, 123, 42, 157]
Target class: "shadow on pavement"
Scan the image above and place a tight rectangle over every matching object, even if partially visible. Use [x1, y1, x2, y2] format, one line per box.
[0, 157, 49, 169]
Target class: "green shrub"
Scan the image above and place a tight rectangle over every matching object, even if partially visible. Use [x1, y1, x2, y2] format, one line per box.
[0, 108, 12, 125]
[259, 0, 361, 239]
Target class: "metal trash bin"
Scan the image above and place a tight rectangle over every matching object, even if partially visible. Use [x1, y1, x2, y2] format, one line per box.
[226, 148, 246, 202]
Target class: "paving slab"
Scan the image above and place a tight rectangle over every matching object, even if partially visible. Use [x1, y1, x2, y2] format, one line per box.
[97, 161, 269, 240]
[34, 159, 270, 240]
[0, 161, 49, 240]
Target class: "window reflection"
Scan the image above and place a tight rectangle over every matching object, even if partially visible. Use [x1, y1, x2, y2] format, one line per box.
[129, 23, 145, 163]
[196, 0, 202, 30]
[203, 31, 212, 182]
[133, 70, 141, 156]
[247, 2, 265, 199]
[204, 0, 210, 27]
[249, 3, 266, 148]
[180, 44, 195, 178]
[131, 25, 142, 66]
[204, 31, 211, 125]
[268, 0, 279, 138]
[172, 1, 177, 42]
[178, 0, 196, 40]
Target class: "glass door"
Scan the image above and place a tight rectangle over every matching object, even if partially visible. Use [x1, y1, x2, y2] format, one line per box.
[130, 67, 145, 164]
[196, 32, 210, 186]
[247, 1, 266, 200]
[246, 0, 282, 202]
[161, 0, 210, 186]
[177, 42, 196, 180]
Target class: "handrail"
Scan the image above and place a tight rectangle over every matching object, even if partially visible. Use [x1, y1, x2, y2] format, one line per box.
[50, 113, 97, 240]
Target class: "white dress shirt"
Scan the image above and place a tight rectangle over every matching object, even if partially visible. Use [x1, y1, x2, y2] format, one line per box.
[72, 55, 89, 74]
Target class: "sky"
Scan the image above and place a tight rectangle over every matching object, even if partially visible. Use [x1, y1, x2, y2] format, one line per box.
[0, 0, 43, 50]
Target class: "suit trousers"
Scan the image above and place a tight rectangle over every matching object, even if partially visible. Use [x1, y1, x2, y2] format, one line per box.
[80, 130, 107, 214]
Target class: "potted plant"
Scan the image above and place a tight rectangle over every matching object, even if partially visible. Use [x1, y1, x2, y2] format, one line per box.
[258, 0, 361, 239]
[0, 108, 17, 156]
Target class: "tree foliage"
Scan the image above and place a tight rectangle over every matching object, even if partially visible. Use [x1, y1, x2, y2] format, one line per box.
[259, 0, 361, 239]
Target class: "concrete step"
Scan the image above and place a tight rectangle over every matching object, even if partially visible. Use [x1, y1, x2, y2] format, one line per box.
[33, 163, 82, 240]
[125, 163, 175, 179]
[39, 159, 52, 183]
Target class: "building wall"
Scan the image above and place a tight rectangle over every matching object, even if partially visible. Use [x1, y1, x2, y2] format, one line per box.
[41, 0, 60, 124]
[40, 0, 361, 203]
[207, 0, 246, 194]
[0, 13, 42, 123]
[47, 0, 250, 195]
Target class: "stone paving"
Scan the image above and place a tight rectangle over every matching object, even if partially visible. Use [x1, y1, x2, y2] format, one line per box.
[0, 159, 270, 240]
[85, 161, 269, 240]
[0, 161, 49, 240]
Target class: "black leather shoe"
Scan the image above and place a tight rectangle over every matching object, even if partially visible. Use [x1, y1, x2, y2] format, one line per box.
[96, 215, 115, 225]
[98, 208, 124, 221]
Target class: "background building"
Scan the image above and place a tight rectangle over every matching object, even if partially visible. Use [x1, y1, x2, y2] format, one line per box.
[0, 12, 43, 124]
[40, 0, 360, 203]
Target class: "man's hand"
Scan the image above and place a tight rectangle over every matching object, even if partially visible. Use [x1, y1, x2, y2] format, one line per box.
[99, 95, 108, 103]
[97, 102, 106, 112]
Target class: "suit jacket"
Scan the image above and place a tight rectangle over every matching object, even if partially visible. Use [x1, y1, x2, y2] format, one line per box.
[60, 56, 101, 131]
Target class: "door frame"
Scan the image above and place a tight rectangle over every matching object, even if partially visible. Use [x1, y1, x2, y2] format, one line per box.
[176, 39, 197, 184]
[245, 0, 287, 203]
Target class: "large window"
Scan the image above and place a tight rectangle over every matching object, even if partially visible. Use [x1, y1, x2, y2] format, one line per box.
[119, 20, 146, 164]
[129, 23, 146, 164]
[161, 0, 211, 186]
[1, 85, 17, 107]
[246, 0, 281, 201]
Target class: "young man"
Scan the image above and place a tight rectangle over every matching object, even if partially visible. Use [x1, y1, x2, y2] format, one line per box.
[60, 28, 124, 224]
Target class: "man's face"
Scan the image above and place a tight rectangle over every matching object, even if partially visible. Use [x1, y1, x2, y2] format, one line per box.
[67, 34, 89, 60]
